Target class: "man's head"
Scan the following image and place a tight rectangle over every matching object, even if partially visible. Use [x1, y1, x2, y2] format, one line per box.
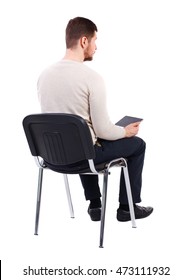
[65, 17, 98, 61]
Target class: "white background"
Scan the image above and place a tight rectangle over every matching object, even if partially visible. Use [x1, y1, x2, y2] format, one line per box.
[0, 0, 191, 279]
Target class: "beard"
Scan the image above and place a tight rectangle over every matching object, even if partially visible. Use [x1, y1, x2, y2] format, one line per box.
[83, 47, 94, 61]
[84, 56, 93, 61]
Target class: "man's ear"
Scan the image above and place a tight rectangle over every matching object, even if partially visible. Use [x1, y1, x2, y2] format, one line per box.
[80, 36, 88, 49]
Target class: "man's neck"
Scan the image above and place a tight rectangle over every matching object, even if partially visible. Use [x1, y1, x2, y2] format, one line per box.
[64, 49, 84, 62]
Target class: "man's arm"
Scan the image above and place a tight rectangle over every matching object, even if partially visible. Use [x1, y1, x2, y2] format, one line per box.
[89, 73, 126, 140]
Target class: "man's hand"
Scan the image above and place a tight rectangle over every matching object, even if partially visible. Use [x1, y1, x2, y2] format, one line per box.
[124, 122, 141, 138]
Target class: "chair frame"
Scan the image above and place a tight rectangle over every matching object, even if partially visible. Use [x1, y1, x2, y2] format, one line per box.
[34, 156, 136, 248]
[23, 113, 136, 248]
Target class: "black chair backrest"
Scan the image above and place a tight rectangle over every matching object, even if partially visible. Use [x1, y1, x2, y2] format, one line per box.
[23, 113, 95, 165]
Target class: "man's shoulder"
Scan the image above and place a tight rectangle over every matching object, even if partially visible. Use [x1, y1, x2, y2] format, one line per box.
[82, 63, 103, 81]
[38, 60, 61, 75]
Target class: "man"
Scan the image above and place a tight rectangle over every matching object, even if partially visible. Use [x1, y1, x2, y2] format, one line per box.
[38, 17, 153, 222]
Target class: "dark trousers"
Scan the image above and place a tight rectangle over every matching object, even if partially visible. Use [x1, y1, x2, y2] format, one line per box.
[80, 136, 146, 205]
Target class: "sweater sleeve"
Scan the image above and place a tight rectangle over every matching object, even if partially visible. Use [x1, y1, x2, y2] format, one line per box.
[89, 73, 126, 140]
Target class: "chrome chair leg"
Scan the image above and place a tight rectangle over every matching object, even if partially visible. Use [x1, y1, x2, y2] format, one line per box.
[123, 166, 136, 228]
[34, 167, 43, 235]
[63, 174, 74, 218]
[99, 171, 109, 248]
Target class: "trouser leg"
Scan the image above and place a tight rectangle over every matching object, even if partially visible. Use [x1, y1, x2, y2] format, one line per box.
[95, 136, 146, 205]
[119, 139, 146, 204]
[79, 174, 101, 200]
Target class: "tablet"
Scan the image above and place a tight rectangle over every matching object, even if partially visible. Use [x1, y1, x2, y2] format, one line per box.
[116, 116, 143, 127]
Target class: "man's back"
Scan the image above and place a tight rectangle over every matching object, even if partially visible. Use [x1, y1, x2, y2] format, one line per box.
[37, 59, 125, 143]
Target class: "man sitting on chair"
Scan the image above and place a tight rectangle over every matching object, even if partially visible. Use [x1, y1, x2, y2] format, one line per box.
[37, 17, 153, 222]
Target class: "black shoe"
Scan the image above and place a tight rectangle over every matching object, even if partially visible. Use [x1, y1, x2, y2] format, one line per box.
[117, 204, 153, 222]
[88, 206, 101, 221]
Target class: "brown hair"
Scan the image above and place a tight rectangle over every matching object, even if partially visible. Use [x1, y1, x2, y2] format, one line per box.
[65, 17, 98, 49]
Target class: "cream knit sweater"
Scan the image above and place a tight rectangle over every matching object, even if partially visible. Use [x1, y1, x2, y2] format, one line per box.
[37, 59, 125, 144]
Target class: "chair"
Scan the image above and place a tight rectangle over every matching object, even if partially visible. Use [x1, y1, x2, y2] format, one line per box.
[22, 113, 136, 248]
